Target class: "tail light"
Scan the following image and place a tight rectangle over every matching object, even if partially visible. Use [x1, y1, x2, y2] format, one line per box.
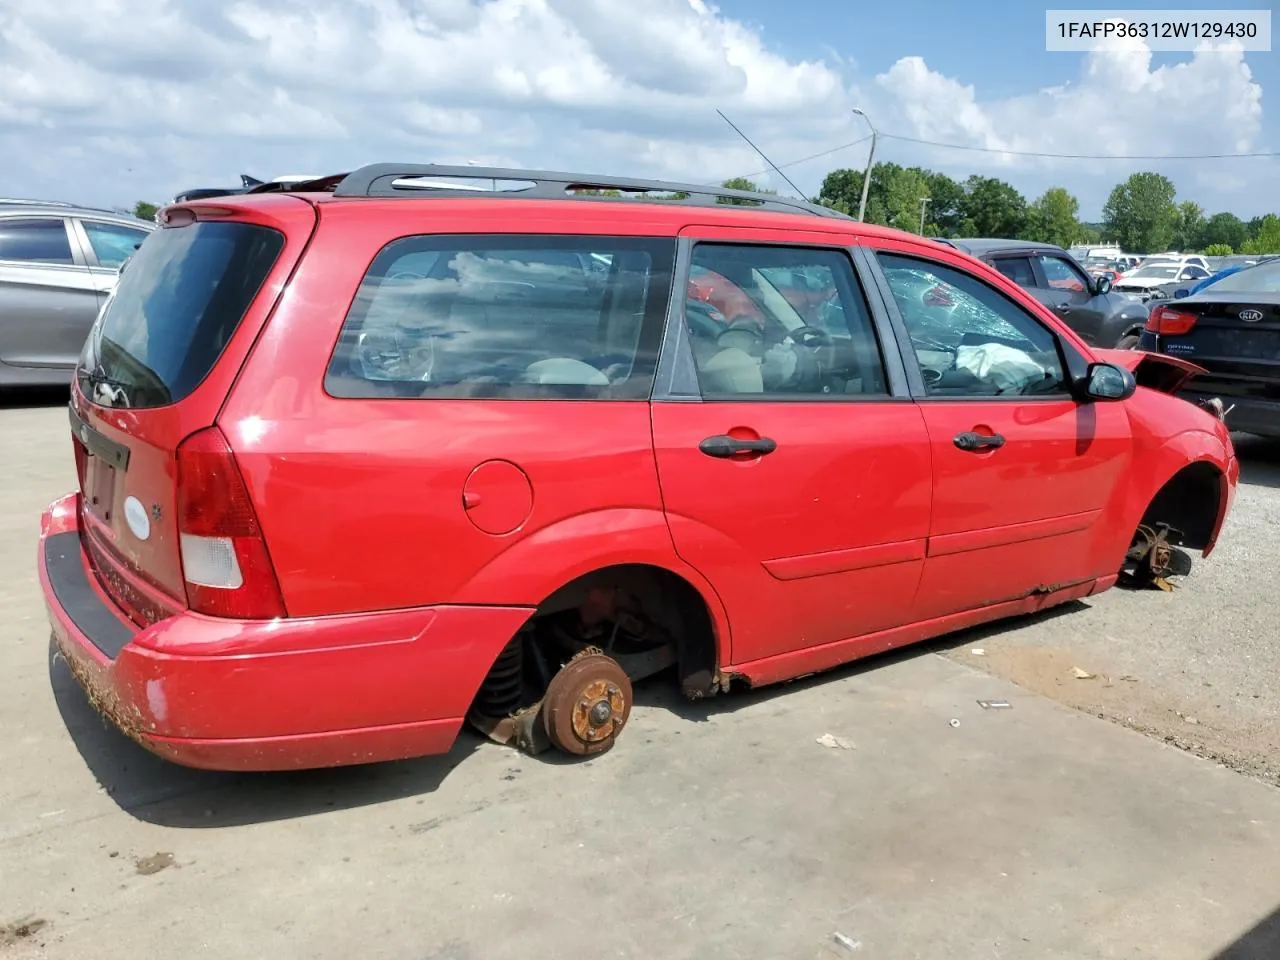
[176, 427, 286, 619]
[1145, 305, 1198, 336]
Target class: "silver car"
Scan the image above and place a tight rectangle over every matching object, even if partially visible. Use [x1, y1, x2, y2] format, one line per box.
[0, 201, 154, 388]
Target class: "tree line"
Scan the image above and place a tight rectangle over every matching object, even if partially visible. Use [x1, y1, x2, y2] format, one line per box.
[722, 168, 1279, 256]
[132, 166, 1280, 255]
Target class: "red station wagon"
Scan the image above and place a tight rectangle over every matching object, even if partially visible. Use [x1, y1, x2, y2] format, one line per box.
[39, 164, 1239, 771]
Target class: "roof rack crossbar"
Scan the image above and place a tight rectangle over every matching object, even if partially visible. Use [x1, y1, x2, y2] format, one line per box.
[331, 163, 850, 220]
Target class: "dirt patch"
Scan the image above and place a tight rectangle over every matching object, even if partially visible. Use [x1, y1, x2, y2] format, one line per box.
[0, 918, 47, 948]
[134, 852, 175, 876]
[943, 643, 1280, 789]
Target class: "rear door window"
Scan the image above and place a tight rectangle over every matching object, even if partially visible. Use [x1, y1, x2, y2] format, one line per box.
[0, 217, 74, 264]
[991, 256, 1035, 288]
[81, 220, 151, 268]
[325, 235, 676, 400]
[683, 243, 888, 398]
[78, 220, 285, 408]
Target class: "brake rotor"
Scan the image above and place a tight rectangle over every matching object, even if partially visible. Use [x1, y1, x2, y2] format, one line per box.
[541, 650, 632, 756]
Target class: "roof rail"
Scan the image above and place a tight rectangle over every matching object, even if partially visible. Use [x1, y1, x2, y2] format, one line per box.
[331, 163, 851, 220]
[0, 198, 75, 207]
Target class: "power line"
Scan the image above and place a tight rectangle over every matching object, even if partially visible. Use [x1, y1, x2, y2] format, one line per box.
[723, 128, 1276, 193]
[735, 134, 873, 181]
[878, 132, 1280, 161]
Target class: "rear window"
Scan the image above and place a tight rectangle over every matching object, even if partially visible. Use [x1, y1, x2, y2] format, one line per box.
[325, 235, 676, 400]
[78, 221, 284, 408]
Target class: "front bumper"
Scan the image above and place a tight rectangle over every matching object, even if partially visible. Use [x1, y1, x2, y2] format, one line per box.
[39, 492, 534, 771]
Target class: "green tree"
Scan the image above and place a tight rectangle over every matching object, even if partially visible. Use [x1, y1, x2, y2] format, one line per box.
[1023, 187, 1081, 247]
[1198, 212, 1247, 251]
[133, 201, 160, 221]
[1202, 242, 1235, 256]
[1102, 172, 1178, 252]
[1246, 215, 1268, 241]
[1173, 201, 1206, 251]
[718, 176, 775, 206]
[815, 162, 932, 230]
[1077, 223, 1103, 244]
[816, 167, 863, 216]
[881, 166, 934, 233]
[921, 170, 965, 235]
[1240, 214, 1280, 255]
[959, 175, 1027, 238]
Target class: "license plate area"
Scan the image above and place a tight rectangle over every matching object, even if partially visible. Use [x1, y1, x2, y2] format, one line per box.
[83, 452, 118, 523]
[68, 402, 130, 525]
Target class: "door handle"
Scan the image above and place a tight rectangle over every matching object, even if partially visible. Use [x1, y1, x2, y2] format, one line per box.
[699, 435, 777, 458]
[954, 431, 1005, 452]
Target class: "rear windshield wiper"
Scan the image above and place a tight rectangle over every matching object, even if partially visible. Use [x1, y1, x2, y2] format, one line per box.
[77, 367, 135, 406]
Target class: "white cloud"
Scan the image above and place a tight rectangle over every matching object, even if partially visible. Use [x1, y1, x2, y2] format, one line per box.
[0, 0, 1272, 218]
[873, 37, 1270, 216]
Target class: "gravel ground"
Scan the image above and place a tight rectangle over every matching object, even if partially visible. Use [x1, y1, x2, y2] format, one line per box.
[937, 432, 1280, 787]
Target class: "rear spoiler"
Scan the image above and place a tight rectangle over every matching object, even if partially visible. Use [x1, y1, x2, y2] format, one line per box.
[1093, 348, 1206, 395]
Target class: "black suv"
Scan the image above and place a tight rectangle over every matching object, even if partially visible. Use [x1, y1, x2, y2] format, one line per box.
[934, 238, 1151, 349]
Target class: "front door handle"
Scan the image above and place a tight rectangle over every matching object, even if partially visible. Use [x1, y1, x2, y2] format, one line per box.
[954, 431, 1005, 452]
[699, 435, 777, 458]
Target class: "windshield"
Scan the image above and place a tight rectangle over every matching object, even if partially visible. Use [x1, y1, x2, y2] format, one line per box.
[1204, 259, 1280, 294]
[78, 220, 284, 408]
[1128, 265, 1179, 279]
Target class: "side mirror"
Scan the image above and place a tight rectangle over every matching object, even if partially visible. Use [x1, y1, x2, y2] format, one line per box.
[1093, 276, 1112, 295]
[1082, 361, 1136, 401]
[1174, 288, 1190, 299]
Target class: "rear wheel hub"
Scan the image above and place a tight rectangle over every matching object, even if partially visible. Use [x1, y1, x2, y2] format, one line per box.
[541, 651, 632, 756]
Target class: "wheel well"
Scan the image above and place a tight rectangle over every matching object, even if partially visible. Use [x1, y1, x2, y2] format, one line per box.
[1138, 461, 1224, 551]
[533, 563, 719, 684]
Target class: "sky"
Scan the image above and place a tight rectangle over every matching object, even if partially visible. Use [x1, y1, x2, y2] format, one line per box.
[0, 0, 1275, 220]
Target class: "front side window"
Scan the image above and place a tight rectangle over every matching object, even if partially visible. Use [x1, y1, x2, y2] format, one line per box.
[0, 217, 73, 264]
[877, 252, 1069, 398]
[82, 220, 151, 268]
[1036, 255, 1088, 293]
[325, 236, 676, 400]
[683, 244, 888, 399]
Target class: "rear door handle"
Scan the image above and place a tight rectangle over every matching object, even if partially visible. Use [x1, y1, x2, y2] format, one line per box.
[699, 435, 777, 458]
[954, 431, 1005, 452]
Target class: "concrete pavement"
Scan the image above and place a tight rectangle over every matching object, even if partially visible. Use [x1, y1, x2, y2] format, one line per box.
[3, 395, 1279, 959]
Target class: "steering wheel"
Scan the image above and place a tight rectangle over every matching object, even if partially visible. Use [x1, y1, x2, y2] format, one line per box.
[782, 325, 836, 392]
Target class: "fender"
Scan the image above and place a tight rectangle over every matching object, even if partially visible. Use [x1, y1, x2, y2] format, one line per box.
[451, 507, 734, 666]
[1120, 426, 1235, 558]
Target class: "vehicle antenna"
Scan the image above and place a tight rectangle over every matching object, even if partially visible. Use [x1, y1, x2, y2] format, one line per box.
[715, 109, 808, 200]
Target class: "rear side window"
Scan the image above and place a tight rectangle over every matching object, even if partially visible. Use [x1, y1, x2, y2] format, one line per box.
[78, 221, 284, 408]
[325, 235, 676, 400]
[81, 220, 151, 268]
[991, 256, 1034, 288]
[0, 217, 73, 264]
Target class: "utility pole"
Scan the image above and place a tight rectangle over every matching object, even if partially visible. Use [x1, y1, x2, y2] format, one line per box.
[852, 107, 877, 223]
[919, 196, 931, 235]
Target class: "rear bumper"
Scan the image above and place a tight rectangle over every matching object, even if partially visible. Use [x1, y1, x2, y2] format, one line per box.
[1179, 390, 1280, 438]
[39, 492, 534, 771]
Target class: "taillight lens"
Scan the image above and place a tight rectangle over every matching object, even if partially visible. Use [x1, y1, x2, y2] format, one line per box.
[175, 427, 285, 620]
[1145, 305, 1198, 336]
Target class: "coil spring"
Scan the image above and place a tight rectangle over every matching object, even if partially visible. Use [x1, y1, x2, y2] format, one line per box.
[474, 631, 525, 716]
